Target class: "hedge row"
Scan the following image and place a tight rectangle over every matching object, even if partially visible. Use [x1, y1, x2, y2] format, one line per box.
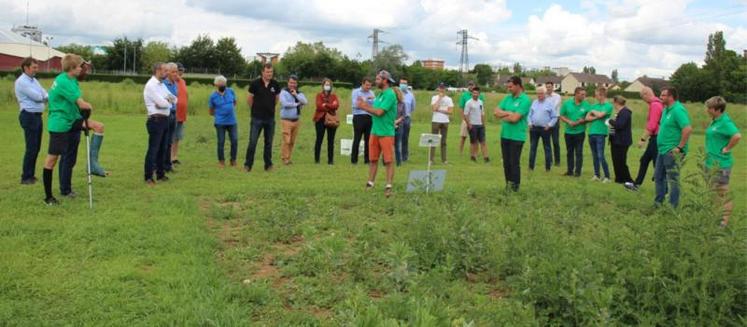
[0, 70, 353, 89]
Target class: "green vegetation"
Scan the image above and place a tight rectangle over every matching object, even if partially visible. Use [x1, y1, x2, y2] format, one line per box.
[0, 79, 745, 325]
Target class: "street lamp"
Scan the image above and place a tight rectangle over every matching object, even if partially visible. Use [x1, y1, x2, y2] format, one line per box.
[44, 35, 54, 72]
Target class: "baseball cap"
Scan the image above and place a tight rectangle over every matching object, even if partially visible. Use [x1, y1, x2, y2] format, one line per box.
[378, 70, 396, 84]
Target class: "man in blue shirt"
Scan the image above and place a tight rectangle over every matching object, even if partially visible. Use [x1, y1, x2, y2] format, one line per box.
[15, 57, 48, 185]
[528, 86, 558, 171]
[397, 78, 416, 163]
[162, 63, 179, 173]
[279, 75, 308, 165]
[209, 75, 238, 167]
[351, 77, 375, 164]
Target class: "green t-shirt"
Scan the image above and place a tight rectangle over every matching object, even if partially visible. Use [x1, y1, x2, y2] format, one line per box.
[498, 92, 531, 142]
[588, 101, 613, 135]
[459, 91, 485, 109]
[657, 101, 691, 155]
[705, 112, 739, 169]
[47, 73, 82, 133]
[371, 88, 398, 137]
[559, 99, 589, 135]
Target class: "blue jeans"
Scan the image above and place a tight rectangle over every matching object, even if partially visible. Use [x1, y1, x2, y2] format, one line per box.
[529, 126, 552, 170]
[400, 116, 411, 162]
[589, 135, 610, 178]
[144, 116, 169, 180]
[244, 118, 275, 169]
[164, 111, 176, 170]
[565, 133, 585, 176]
[59, 130, 81, 194]
[19, 111, 43, 181]
[215, 124, 238, 162]
[654, 152, 683, 208]
[395, 126, 404, 166]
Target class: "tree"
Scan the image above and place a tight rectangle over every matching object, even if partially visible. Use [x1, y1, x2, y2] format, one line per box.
[103, 37, 144, 73]
[174, 34, 216, 73]
[215, 37, 246, 77]
[472, 64, 493, 86]
[281, 41, 343, 80]
[56, 43, 94, 60]
[671, 62, 713, 102]
[140, 41, 173, 73]
[611, 69, 619, 83]
[372, 44, 407, 77]
[582, 66, 596, 74]
[512, 62, 523, 75]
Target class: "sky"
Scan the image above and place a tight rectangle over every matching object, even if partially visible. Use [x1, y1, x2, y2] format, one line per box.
[1, 0, 746, 80]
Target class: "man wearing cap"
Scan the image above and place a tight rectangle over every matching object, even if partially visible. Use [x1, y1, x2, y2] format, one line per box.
[171, 63, 188, 165]
[430, 82, 453, 164]
[458, 81, 485, 154]
[356, 70, 398, 197]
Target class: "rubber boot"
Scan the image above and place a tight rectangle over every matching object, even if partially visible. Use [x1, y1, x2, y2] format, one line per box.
[90, 134, 107, 177]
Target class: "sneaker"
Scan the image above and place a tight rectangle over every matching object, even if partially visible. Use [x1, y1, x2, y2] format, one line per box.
[470, 156, 477, 162]
[145, 179, 157, 186]
[244, 166, 252, 172]
[172, 160, 181, 165]
[218, 161, 225, 168]
[591, 176, 600, 182]
[442, 161, 449, 165]
[44, 197, 59, 206]
[624, 182, 639, 192]
[230, 160, 237, 167]
[563, 172, 574, 177]
[61, 191, 77, 198]
[157, 175, 169, 182]
[602, 177, 611, 184]
[365, 181, 374, 190]
[384, 184, 393, 198]
[265, 165, 274, 172]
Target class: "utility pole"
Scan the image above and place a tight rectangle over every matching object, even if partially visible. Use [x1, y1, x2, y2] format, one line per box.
[368, 28, 387, 59]
[132, 44, 137, 74]
[457, 29, 479, 74]
[123, 42, 127, 73]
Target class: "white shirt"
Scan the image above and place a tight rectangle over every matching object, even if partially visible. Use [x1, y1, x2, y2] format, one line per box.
[431, 94, 453, 123]
[144, 76, 173, 116]
[547, 92, 562, 115]
[463, 98, 484, 125]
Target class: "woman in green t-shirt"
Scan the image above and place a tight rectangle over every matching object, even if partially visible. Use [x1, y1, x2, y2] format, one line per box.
[703, 96, 742, 227]
[42, 54, 107, 205]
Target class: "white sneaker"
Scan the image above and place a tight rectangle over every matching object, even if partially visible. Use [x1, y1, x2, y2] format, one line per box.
[591, 176, 600, 182]
[602, 178, 611, 183]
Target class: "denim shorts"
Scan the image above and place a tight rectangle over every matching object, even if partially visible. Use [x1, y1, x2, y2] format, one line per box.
[710, 168, 731, 186]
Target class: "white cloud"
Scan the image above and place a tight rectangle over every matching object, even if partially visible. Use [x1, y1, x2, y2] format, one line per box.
[0, 0, 743, 80]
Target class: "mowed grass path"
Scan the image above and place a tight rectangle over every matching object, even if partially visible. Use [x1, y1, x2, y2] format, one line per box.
[0, 79, 745, 325]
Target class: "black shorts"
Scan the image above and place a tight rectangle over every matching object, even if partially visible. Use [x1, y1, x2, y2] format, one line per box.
[469, 125, 486, 144]
[47, 119, 84, 155]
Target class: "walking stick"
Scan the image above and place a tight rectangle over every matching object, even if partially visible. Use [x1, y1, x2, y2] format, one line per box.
[84, 119, 93, 209]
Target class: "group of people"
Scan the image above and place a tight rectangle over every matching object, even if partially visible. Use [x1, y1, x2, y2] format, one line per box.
[14, 55, 742, 226]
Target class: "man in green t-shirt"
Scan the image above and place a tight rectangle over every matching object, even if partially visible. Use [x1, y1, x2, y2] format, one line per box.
[703, 96, 742, 227]
[42, 54, 107, 205]
[494, 76, 531, 192]
[584, 87, 613, 182]
[559, 87, 589, 177]
[356, 70, 398, 197]
[654, 87, 692, 209]
[458, 81, 485, 154]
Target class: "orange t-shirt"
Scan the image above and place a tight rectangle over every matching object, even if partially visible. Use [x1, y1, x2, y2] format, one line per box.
[176, 78, 188, 122]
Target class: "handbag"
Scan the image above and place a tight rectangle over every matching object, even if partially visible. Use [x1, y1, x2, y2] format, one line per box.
[324, 109, 340, 128]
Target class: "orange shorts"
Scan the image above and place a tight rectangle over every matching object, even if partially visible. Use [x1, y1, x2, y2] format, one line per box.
[369, 135, 394, 164]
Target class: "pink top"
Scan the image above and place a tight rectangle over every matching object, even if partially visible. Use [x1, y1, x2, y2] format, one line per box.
[646, 97, 663, 135]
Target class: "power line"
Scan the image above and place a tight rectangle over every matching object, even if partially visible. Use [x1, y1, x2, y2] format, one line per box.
[368, 28, 388, 58]
[457, 29, 479, 73]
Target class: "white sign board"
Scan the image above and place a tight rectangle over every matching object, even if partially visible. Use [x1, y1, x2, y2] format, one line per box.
[340, 139, 365, 156]
[346, 114, 354, 125]
[406, 170, 447, 192]
[419, 133, 442, 147]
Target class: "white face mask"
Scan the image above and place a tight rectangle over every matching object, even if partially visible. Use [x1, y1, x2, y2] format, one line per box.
[323, 85, 331, 92]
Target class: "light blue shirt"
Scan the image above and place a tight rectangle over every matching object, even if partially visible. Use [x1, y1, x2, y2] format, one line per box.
[15, 73, 47, 113]
[279, 88, 308, 120]
[403, 90, 416, 117]
[163, 79, 178, 112]
[529, 98, 558, 127]
[351, 87, 375, 116]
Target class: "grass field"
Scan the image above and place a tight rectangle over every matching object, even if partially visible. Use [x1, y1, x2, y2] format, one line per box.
[0, 77, 745, 326]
